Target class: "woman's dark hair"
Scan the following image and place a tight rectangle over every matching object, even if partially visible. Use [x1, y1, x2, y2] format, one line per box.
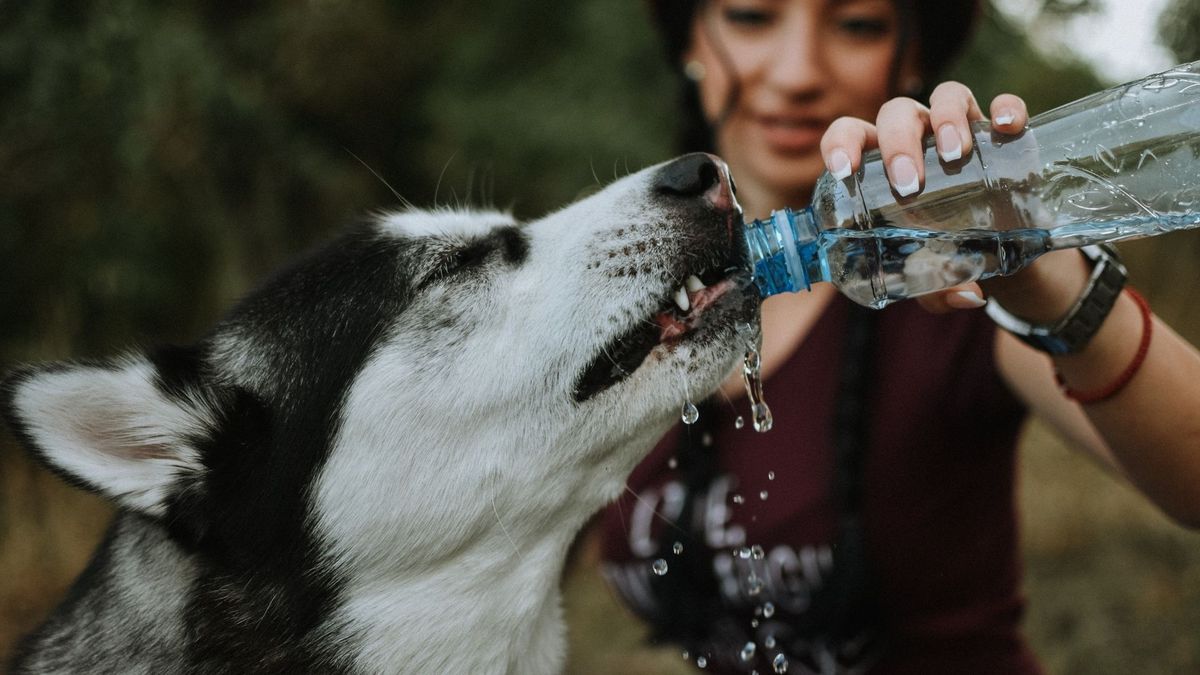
[646, 0, 984, 152]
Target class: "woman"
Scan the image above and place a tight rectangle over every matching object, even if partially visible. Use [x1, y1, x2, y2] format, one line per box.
[596, 1, 1200, 672]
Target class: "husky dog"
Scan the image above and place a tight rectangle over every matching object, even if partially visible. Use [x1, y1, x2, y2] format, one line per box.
[1, 153, 757, 674]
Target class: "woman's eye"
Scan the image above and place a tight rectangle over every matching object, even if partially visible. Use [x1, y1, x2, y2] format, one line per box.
[837, 17, 890, 37]
[722, 7, 773, 28]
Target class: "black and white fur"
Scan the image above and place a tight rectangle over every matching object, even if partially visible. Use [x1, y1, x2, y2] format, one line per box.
[1, 153, 757, 674]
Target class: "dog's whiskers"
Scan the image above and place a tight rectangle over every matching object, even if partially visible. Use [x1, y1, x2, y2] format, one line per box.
[344, 148, 415, 210]
[622, 483, 681, 531]
[489, 473, 524, 562]
[433, 151, 459, 208]
[589, 157, 602, 187]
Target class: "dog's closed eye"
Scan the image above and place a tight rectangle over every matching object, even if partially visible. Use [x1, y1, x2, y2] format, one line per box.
[420, 226, 528, 287]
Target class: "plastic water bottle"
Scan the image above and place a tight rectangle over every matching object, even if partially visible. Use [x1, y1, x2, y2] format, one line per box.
[742, 60, 1200, 308]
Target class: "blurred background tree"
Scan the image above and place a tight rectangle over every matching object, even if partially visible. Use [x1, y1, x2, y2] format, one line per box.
[1161, 0, 1200, 62]
[1, 0, 1198, 671]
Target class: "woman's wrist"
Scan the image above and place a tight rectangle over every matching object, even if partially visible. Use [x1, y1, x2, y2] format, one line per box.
[1052, 288, 1152, 400]
[985, 246, 1127, 356]
[983, 249, 1092, 323]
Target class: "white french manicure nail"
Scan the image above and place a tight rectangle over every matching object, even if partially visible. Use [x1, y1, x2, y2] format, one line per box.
[829, 149, 852, 180]
[937, 124, 962, 162]
[955, 290, 987, 308]
[889, 155, 920, 197]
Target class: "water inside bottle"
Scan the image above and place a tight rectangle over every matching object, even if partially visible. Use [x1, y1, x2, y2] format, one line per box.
[816, 213, 1200, 308]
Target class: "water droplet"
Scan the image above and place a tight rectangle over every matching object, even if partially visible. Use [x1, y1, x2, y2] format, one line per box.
[732, 494, 745, 504]
[747, 572, 764, 595]
[767, 471, 775, 481]
[764, 635, 777, 649]
[673, 541, 684, 555]
[736, 322, 758, 343]
[735, 416, 745, 429]
[682, 650, 689, 660]
[740, 642, 757, 661]
[736, 546, 752, 559]
[772, 653, 789, 673]
[751, 544, 765, 560]
[751, 402, 774, 433]
[652, 559, 669, 575]
[681, 401, 699, 424]
[696, 655, 708, 668]
[759, 490, 769, 501]
[762, 601, 775, 618]
[751, 618, 759, 628]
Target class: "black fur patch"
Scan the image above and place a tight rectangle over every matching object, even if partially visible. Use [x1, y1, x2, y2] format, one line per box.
[174, 223, 410, 670]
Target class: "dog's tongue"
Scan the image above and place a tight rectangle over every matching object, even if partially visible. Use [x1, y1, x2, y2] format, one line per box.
[655, 312, 688, 342]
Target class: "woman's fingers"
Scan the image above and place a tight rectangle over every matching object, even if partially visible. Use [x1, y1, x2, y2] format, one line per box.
[821, 116, 878, 179]
[989, 93, 1029, 133]
[928, 81, 985, 162]
[874, 97, 930, 197]
[914, 283, 987, 314]
[822, 85, 1029, 199]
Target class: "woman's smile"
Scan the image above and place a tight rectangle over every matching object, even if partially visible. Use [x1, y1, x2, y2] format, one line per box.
[755, 112, 829, 153]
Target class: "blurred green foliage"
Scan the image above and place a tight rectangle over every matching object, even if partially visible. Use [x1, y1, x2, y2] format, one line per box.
[0, 0, 677, 359]
[1161, 0, 1200, 63]
[0, 0, 1117, 362]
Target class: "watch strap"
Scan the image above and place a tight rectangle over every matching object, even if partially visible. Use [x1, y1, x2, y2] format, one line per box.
[985, 244, 1127, 355]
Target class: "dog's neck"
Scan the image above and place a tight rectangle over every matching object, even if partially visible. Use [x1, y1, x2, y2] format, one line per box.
[327, 526, 582, 675]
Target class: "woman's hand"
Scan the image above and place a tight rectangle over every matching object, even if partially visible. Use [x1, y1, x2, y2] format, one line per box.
[821, 83, 1200, 528]
[819, 82, 1035, 314]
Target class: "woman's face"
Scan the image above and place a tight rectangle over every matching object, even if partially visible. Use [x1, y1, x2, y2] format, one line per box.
[686, 0, 914, 210]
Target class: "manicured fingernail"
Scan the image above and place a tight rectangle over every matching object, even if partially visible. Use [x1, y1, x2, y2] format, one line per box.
[889, 155, 920, 197]
[994, 110, 1016, 126]
[954, 290, 987, 308]
[828, 148, 852, 180]
[937, 124, 962, 161]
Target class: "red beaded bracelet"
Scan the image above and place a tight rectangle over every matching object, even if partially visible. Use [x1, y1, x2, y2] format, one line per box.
[1054, 287, 1153, 404]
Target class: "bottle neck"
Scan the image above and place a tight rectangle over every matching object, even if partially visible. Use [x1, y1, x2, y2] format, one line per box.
[742, 206, 824, 299]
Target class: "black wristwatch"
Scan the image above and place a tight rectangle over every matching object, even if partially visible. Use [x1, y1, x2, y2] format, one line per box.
[985, 244, 1127, 355]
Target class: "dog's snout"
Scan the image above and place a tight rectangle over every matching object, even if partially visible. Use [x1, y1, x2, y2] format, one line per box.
[654, 153, 723, 198]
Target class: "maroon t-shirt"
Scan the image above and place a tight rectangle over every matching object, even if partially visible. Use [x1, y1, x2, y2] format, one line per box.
[600, 296, 1043, 674]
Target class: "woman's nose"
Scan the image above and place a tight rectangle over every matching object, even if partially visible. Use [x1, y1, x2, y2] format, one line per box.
[764, 18, 825, 95]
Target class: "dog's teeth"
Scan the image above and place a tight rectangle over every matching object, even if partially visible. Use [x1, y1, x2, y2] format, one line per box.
[685, 275, 706, 292]
[674, 286, 690, 312]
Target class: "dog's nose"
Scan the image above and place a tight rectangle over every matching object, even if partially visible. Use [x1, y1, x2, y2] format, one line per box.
[653, 153, 724, 198]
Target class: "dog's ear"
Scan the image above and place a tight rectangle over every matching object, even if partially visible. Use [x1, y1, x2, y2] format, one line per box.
[0, 347, 218, 517]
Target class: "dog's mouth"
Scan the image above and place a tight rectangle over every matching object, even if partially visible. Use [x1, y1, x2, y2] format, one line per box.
[573, 262, 748, 403]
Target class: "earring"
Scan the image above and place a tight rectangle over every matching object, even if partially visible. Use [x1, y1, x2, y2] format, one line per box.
[684, 60, 706, 82]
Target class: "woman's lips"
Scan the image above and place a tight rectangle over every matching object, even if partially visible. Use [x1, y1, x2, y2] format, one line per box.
[757, 116, 827, 153]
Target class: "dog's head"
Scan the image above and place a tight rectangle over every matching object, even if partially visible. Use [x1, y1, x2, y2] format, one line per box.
[1, 153, 756, 576]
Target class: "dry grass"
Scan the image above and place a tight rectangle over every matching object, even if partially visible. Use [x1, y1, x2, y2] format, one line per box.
[0, 446, 112, 667]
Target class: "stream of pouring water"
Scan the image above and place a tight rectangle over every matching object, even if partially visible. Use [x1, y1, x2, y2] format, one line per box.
[737, 322, 774, 433]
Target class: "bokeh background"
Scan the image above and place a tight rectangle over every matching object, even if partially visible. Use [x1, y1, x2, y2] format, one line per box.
[1, 0, 1198, 672]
